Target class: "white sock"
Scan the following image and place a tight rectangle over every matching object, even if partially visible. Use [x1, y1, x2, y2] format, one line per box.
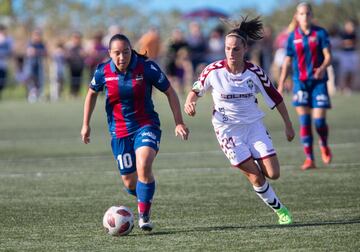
[253, 180, 283, 211]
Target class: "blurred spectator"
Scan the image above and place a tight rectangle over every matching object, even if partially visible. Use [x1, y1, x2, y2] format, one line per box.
[206, 25, 225, 64]
[136, 27, 161, 63]
[50, 41, 66, 101]
[327, 24, 342, 96]
[338, 19, 358, 94]
[85, 31, 108, 79]
[0, 24, 13, 100]
[186, 21, 207, 70]
[165, 28, 191, 96]
[102, 24, 123, 48]
[24, 29, 47, 103]
[271, 17, 297, 89]
[66, 31, 86, 98]
[258, 25, 274, 78]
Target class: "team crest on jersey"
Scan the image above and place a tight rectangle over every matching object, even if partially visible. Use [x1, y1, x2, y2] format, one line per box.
[246, 79, 254, 89]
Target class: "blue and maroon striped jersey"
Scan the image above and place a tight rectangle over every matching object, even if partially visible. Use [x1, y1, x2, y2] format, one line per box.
[286, 25, 330, 82]
[90, 53, 170, 138]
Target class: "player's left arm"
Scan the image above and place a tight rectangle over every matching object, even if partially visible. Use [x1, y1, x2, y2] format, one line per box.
[314, 29, 332, 79]
[314, 47, 331, 79]
[164, 85, 190, 140]
[146, 60, 189, 140]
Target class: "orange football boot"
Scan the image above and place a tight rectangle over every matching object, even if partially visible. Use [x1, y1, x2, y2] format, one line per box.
[301, 158, 316, 170]
[320, 146, 332, 165]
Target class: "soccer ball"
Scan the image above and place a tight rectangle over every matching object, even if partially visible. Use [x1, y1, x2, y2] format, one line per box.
[103, 206, 134, 236]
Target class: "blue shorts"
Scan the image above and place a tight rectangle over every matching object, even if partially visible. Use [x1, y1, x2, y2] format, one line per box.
[292, 79, 331, 108]
[111, 126, 161, 175]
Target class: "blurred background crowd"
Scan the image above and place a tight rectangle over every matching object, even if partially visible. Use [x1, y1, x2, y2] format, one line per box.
[0, 0, 359, 102]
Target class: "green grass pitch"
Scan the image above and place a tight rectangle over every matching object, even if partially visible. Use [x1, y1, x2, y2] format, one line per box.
[0, 93, 359, 251]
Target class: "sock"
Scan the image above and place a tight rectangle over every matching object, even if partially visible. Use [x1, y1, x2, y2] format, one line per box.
[314, 118, 328, 147]
[136, 180, 155, 219]
[125, 187, 137, 197]
[253, 180, 283, 211]
[299, 114, 314, 160]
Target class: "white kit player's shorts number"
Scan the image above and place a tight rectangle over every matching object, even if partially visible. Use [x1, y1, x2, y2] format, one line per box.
[215, 120, 276, 166]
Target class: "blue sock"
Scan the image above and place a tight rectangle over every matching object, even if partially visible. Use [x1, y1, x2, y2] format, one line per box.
[314, 118, 328, 147]
[136, 181, 155, 217]
[125, 187, 137, 197]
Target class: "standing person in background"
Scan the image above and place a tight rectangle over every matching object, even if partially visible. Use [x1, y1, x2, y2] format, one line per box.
[186, 21, 207, 71]
[50, 41, 66, 101]
[0, 24, 13, 100]
[184, 16, 294, 225]
[24, 29, 47, 103]
[66, 31, 86, 98]
[81, 34, 189, 231]
[85, 31, 108, 79]
[338, 19, 358, 94]
[165, 28, 191, 96]
[278, 2, 332, 170]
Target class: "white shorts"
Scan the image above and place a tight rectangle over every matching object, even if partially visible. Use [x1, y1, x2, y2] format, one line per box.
[214, 120, 276, 167]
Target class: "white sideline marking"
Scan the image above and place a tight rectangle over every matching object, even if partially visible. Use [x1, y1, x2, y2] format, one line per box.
[0, 162, 359, 178]
[0, 142, 358, 163]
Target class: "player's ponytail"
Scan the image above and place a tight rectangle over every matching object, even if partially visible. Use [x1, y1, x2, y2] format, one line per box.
[223, 16, 263, 44]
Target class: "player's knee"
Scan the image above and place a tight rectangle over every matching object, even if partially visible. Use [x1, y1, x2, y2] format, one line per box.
[267, 170, 280, 180]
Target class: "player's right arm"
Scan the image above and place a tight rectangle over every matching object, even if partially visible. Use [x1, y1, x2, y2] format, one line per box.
[81, 88, 99, 144]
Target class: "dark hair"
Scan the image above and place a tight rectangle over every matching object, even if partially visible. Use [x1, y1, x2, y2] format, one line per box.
[224, 16, 263, 44]
[108, 33, 148, 59]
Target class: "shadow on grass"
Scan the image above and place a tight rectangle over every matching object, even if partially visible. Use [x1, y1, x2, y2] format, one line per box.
[134, 217, 360, 236]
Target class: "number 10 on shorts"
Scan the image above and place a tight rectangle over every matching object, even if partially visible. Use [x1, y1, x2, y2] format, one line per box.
[117, 153, 133, 170]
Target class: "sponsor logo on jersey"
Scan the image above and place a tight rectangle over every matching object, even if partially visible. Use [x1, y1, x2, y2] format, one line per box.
[293, 38, 303, 44]
[142, 139, 156, 144]
[220, 93, 253, 99]
[141, 131, 157, 140]
[105, 77, 119, 81]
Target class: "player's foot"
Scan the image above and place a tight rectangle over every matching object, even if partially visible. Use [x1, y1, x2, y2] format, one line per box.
[320, 146, 332, 165]
[276, 206, 293, 225]
[139, 216, 153, 231]
[301, 158, 316, 170]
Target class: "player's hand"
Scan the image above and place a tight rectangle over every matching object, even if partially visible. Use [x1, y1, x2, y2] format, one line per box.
[184, 102, 196, 117]
[175, 123, 189, 140]
[81, 125, 91, 144]
[285, 123, 295, 142]
[314, 67, 325, 79]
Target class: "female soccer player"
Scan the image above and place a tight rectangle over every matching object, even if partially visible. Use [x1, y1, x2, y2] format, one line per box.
[184, 16, 295, 225]
[278, 2, 332, 170]
[81, 34, 189, 231]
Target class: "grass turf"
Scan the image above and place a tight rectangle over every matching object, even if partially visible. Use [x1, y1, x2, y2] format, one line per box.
[0, 93, 359, 251]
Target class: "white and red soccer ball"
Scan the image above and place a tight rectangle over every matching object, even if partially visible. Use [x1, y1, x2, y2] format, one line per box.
[103, 206, 134, 236]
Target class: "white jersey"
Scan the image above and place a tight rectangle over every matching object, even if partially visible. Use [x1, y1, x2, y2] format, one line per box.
[193, 60, 283, 128]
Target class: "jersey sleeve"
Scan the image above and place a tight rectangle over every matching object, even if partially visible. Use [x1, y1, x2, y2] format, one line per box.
[319, 28, 330, 50]
[249, 64, 283, 109]
[145, 61, 170, 92]
[286, 33, 295, 57]
[89, 67, 105, 92]
[191, 64, 212, 97]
